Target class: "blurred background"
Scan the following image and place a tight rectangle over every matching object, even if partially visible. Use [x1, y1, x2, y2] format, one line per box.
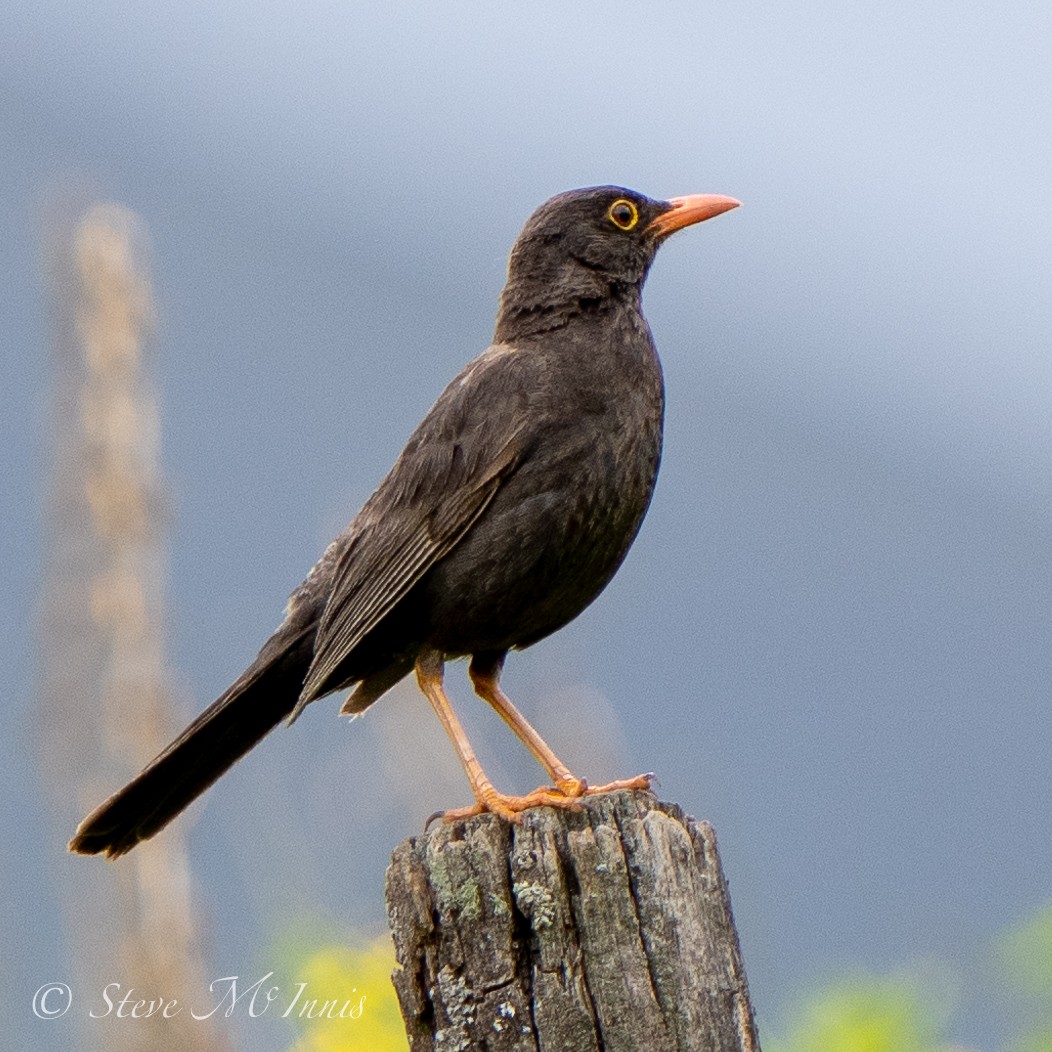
[3, 2, 1051, 1049]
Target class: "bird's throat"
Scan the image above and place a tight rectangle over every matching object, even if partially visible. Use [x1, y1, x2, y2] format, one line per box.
[494, 274, 639, 344]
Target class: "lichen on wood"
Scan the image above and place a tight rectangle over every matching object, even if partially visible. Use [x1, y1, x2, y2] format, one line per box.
[385, 789, 759, 1051]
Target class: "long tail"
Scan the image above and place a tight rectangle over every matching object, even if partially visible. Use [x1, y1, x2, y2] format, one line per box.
[68, 623, 315, 859]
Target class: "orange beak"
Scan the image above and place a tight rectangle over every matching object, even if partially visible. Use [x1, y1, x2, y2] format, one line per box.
[647, 194, 741, 239]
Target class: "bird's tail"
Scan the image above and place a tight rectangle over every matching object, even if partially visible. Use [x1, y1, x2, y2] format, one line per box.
[68, 623, 315, 859]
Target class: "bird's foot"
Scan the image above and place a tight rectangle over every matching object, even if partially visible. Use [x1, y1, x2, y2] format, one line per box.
[432, 784, 586, 826]
[427, 773, 655, 828]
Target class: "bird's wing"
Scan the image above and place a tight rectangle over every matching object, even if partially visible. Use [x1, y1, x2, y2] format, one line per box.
[292, 345, 532, 717]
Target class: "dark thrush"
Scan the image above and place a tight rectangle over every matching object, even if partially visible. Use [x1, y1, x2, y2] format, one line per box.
[70, 185, 739, 858]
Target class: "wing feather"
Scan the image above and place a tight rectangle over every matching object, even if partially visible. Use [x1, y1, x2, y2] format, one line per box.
[292, 346, 531, 718]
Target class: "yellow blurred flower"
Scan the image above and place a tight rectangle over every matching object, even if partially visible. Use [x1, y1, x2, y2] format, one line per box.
[283, 935, 408, 1052]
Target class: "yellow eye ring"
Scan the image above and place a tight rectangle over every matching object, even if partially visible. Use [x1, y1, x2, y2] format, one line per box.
[607, 198, 639, 231]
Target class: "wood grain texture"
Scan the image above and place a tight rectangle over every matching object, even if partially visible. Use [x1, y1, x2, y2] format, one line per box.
[385, 789, 760, 1051]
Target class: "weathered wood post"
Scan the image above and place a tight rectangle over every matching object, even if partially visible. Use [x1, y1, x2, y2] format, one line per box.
[385, 789, 759, 1051]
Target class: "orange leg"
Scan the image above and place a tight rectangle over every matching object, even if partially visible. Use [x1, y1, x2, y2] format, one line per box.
[469, 653, 586, 797]
[415, 647, 592, 823]
[468, 652, 653, 811]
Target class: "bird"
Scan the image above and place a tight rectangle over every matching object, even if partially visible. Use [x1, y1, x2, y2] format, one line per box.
[69, 185, 739, 858]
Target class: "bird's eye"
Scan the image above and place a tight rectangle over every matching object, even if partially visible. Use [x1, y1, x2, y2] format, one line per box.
[607, 199, 639, 231]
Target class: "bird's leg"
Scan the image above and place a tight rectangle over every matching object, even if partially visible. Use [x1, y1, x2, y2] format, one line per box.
[468, 652, 586, 797]
[468, 651, 655, 803]
[415, 648, 591, 824]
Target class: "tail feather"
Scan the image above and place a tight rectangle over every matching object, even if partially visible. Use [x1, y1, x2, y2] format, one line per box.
[68, 624, 314, 859]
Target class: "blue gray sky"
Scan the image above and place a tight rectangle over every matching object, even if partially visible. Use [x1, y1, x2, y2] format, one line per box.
[3, 2, 1051, 1048]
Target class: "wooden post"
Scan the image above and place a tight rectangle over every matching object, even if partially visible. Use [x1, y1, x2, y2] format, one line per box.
[385, 789, 760, 1051]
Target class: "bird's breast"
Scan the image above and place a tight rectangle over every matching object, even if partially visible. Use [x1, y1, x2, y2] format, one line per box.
[421, 323, 664, 656]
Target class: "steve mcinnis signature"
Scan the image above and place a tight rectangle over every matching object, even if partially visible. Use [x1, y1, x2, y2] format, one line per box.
[32, 973, 367, 1022]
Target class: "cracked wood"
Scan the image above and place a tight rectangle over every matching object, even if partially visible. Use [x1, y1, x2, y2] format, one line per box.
[384, 789, 760, 1051]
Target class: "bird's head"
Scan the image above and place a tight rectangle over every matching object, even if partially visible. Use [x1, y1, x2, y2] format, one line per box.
[496, 185, 739, 340]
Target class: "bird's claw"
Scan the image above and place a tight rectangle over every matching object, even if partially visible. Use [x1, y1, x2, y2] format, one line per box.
[582, 772, 655, 795]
